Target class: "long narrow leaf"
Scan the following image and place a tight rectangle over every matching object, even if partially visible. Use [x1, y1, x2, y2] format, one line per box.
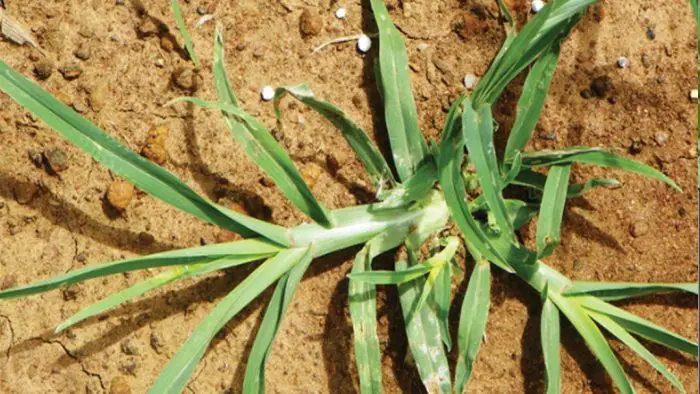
[519, 148, 681, 191]
[589, 311, 685, 392]
[397, 251, 451, 393]
[455, 259, 491, 393]
[0, 61, 290, 245]
[242, 247, 313, 394]
[148, 247, 307, 393]
[377, 158, 437, 209]
[580, 296, 698, 356]
[433, 258, 453, 350]
[169, 97, 333, 227]
[0, 239, 279, 300]
[549, 293, 634, 394]
[273, 84, 395, 186]
[564, 281, 698, 301]
[462, 100, 514, 237]
[170, 0, 200, 69]
[541, 288, 561, 394]
[503, 44, 561, 162]
[55, 255, 266, 333]
[369, 0, 428, 181]
[513, 170, 619, 198]
[536, 164, 571, 258]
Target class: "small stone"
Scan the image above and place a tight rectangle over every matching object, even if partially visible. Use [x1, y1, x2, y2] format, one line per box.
[628, 139, 643, 154]
[141, 124, 169, 164]
[137, 232, 155, 246]
[196, 6, 208, 15]
[335, 7, 347, 19]
[171, 67, 197, 90]
[531, 0, 545, 13]
[463, 73, 477, 90]
[76, 253, 87, 263]
[590, 75, 611, 98]
[28, 149, 44, 168]
[13, 182, 38, 204]
[629, 222, 649, 238]
[44, 147, 69, 172]
[690, 89, 698, 100]
[72, 100, 87, 113]
[653, 132, 668, 146]
[62, 288, 79, 301]
[160, 36, 174, 52]
[417, 42, 429, 52]
[120, 340, 139, 356]
[155, 58, 165, 68]
[580, 89, 592, 99]
[74, 43, 91, 60]
[1, 275, 17, 290]
[109, 376, 131, 394]
[299, 9, 323, 38]
[641, 53, 652, 68]
[259, 176, 275, 187]
[59, 62, 83, 80]
[34, 58, 55, 80]
[645, 27, 656, 40]
[357, 34, 372, 53]
[149, 332, 165, 354]
[89, 83, 108, 112]
[106, 180, 135, 211]
[260, 86, 275, 101]
[616, 56, 630, 69]
[120, 361, 138, 376]
[607, 96, 618, 104]
[137, 18, 159, 37]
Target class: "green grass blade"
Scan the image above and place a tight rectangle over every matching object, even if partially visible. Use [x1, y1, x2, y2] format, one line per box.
[589, 311, 686, 392]
[242, 247, 313, 394]
[514, 170, 619, 198]
[377, 158, 437, 209]
[56, 255, 266, 333]
[433, 259, 453, 350]
[0, 61, 289, 245]
[541, 287, 561, 394]
[169, 0, 199, 69]
[348, 263, 434, 285]
[348, 229, 408, 394]
[369, 0, 428, 181]
[564, 281, 698, 301]
[536, 164, 571, 258]
[273, 84, 395, 187]
[0, 239, 279, 300]
[506, 200, 539, 230]
[213, 26, 239, 106]
[170, 97, 333, 227]
[549, 293, 634, 394]
[397, 251, 451, 393]
[504, 44, 561, 162]
[462, 100, 515, 238]
[519, 148, 681, 191]
[580, 297, 698, 356]
[455, 259, 491, 393]
[148, 247, 308, 394]
[437, 98, 526, 272]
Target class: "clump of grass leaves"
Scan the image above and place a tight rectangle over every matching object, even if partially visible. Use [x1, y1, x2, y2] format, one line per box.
[0, 0, 697, 393]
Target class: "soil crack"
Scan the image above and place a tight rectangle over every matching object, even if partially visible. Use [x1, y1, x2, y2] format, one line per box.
[38, 337, 106, 390]
[0, 314, 14, 360]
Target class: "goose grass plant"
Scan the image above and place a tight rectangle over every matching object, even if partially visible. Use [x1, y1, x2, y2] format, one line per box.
[0, 0, 697, 393]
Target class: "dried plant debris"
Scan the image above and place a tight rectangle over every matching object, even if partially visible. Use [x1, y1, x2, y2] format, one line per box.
[0, 8, 46, 55]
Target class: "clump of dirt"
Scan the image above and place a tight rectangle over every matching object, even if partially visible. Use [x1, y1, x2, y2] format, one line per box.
[0, 1, 696, 394]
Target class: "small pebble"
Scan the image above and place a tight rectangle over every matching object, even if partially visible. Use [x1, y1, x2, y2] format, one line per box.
[72, 100, 87, 113]
[616, 56, 630, 68]
[299, 9, 323, 37]
[13, 182, 37, 204]
[261, 86, 275, 101]
[628, 139, 643, 154]
[155, 58, 165, 68]
[28, 149, 43, 168]
[531, 0, 545, 13]
[1, 275, 17, 290]
[335, 7, 347, 19]
[357, 34, 372, 53]
[689, 89, 698, 100]
[580, 89, 592, 99]
[33, 58, 54, 80]
[59, 62, 83, 80]
[137, 18, 159, 37]
[44, 147, 69, 172]
[150, 332, 165, 354]
[641, 53, 651, 68]
[653, 132, 668, 146]
[463, 73, 477, 90]
[629, 222, 649, 238]
[89, 83, 108, 112]
[645, 27, 655, 40]
[196, 6, 208, 15]
[74, 43, 91, 60]
[121, 340, 139, 356]
[172, 67, 197, 90]
[607, 96, 617, 104]
[141, 124, 169, 164]
[417, 42, 429, 52]
[106, 180, 134, 211]
[590, 75, 611, 98]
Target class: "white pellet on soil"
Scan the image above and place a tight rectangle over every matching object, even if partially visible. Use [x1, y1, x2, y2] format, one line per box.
[617, 56, 630, 68]
[463, 74, 477, 90]
[531, 0, 545, 13]
[357, 34, 372, 53]
[335, 7, 347, 19]
[261, 86, 275, 101]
